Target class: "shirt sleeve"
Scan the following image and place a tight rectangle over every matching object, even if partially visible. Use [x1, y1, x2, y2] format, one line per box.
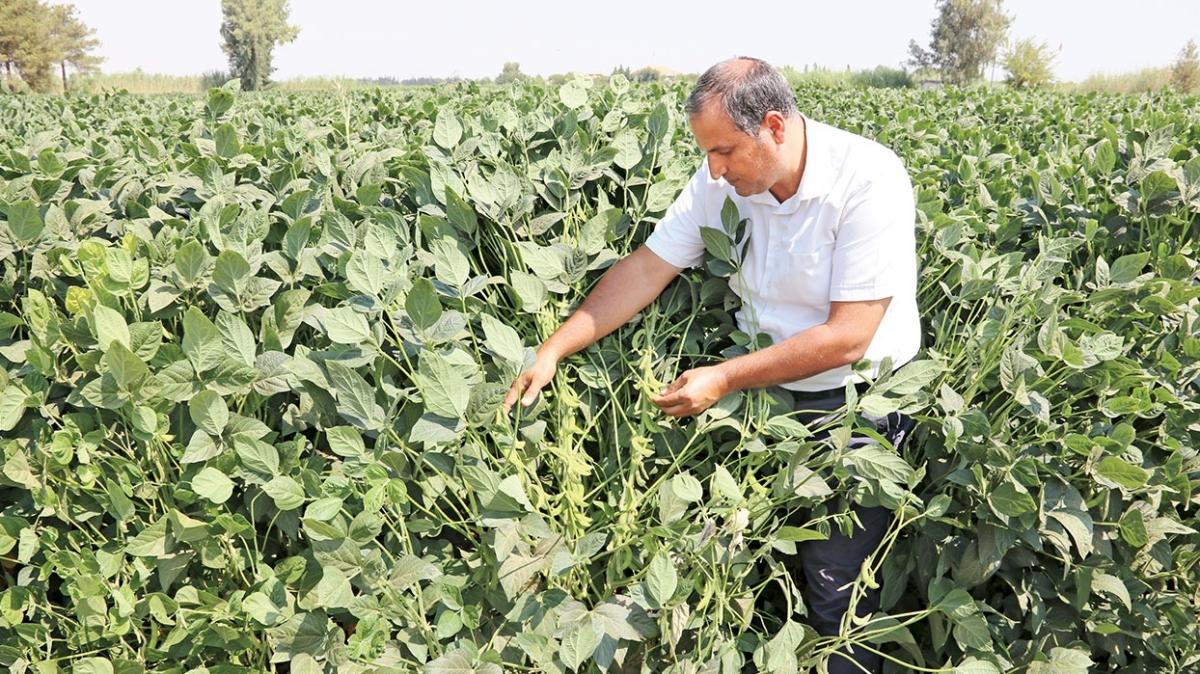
[828, 153, 916, 301]
[643, 160, 710, 269]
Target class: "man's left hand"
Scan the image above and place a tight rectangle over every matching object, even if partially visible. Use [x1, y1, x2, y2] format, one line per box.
[651, 365, 732, 418]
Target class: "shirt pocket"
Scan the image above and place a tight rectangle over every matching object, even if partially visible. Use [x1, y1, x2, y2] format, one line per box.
[769, 240, 834, 308]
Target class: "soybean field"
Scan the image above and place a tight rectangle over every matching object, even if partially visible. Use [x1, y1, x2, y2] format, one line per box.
[0, 78, 1197, 673]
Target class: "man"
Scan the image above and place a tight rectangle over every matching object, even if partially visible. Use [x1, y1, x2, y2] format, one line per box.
[503, 57, 920, 674]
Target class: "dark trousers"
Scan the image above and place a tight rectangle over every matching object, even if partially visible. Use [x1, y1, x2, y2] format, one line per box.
[788, 387, 916, 674]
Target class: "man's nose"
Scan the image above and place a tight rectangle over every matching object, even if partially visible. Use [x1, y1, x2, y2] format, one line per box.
[708, 156, 725, 180]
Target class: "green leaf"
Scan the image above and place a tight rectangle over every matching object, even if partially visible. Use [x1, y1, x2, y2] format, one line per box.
[106, 247, 133, 283]
[1118, 508, 1149, 547]
[0, 386, 27, 432]
[559, 615, 602, 670]
[952, 612, 991, 650]
[326, 427, 366, 458]
[105, 341, 149, 391]
[699, 227, 732, 262]
[785, 463, 833, 499]
[212, 249, 251, 294]
[444, 188, 478, 235]
[671, 472, 703, 502]
[1027, 647, 1093, 674]
[181, 430, 221, 463]
[214, 123, 239, 158]
[244, 591, 285, 626]
[479, 313, 525, 364]
[1096, 456, 1150, 490]
[431, 237, 471, 287]
[711, 464, 742, 501]
[263, 476, 305, 511]
[877, 359, 944, 395]
[182, 307, 224, 373]
[764, 620, 807, 674]
[312, 563, 352, 606]
[346, 250, 385, 297]
[416, 351, 470, 419]
[192, 467, 234, 503]
[611, 131, 641, 170]
[987, 481, 1036, 518]
[775, 526, 827, 542]
[71, 657, 114, 674]
[1109, 252, 1150, 284]
[206, 85, 234, 116]
[846, 446, 914, 484]
[481, 474, 533, 521]
[174, 239, 212, 286]
[1091, 571, 1130, 609]
[189, 389, 229, 436]
[720, 196, 741, 234]
[326, 360, 385, 431]
[92, 304, 130, 351]
[433, 110, 463, 149]
[1092, 138, 1116, 175]
[217, 311, 257, 366]
[406, 277, 442, 330]
[559, 80, 588, 108]
[644, 553, 677, 608]
[234, 434, 280, 477]
[4, 200, 44, 244]
[125, 516, 169, 557]
[323, 306, 372, 345]
[953, 657, 1001, 674]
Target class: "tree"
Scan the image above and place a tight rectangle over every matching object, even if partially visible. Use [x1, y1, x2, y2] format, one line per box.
[48, 4, 102, 92]
[0, 0, 101, 93]
[632, 67, 661, 83]
[1170, 39, 1199, 93]
[496, 62, 525, 85]
[219, 0, 298, 91]
[908, 0, 1013, 86]
[1003, 37, 1056, 89]
[0, 0, 54, 92]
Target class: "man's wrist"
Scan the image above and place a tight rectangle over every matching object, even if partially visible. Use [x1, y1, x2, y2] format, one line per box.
[537, 340, 567, 363]
[714, 360, 741, 397]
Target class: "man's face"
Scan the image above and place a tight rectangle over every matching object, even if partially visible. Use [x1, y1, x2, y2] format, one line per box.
[689, 102, 783, 197]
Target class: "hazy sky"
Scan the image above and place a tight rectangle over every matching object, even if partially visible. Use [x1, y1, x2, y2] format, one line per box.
[55, 1, 1199, 83]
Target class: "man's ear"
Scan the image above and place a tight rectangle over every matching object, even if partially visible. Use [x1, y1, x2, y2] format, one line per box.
[762, 111, 787, 144]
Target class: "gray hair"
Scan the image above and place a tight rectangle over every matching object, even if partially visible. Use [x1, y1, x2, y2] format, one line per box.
[685, 57, 799, 136]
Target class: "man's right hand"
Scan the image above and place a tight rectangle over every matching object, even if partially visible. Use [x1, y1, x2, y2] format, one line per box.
[503, 348, 559, 414]
[498, 245, 684, 416]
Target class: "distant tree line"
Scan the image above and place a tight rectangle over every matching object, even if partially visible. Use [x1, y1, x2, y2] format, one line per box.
[908, 0, 1197, 92]
[6, 0, 1195, 96]
[0, 0, 101, 93]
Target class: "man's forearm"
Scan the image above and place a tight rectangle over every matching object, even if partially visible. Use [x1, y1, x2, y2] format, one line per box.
[716, 323, 860, 392]
[540, 251, 671, 361]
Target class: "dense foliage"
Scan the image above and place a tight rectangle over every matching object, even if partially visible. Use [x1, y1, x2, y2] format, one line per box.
[0, 77, 1196, 674]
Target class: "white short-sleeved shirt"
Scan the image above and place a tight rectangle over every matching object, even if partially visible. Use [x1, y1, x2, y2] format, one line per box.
[644, 115, 921, 392]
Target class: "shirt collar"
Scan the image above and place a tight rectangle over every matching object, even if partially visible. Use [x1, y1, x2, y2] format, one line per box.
[748, 113, 834, 212]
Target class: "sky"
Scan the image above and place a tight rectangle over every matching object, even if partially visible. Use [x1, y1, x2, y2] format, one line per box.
[53, 0, 1200, 83]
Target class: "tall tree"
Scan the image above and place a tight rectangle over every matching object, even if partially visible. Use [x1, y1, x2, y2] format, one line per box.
[0, 0, 54, 92]
[1170, 39, 1199, 94]
[219, 0, 299, 91]
[908, 0, 1013, 86]
[496, 62, 525, 85]
[48, 3, 102, 92]
[1003, 37, 1056, 89]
